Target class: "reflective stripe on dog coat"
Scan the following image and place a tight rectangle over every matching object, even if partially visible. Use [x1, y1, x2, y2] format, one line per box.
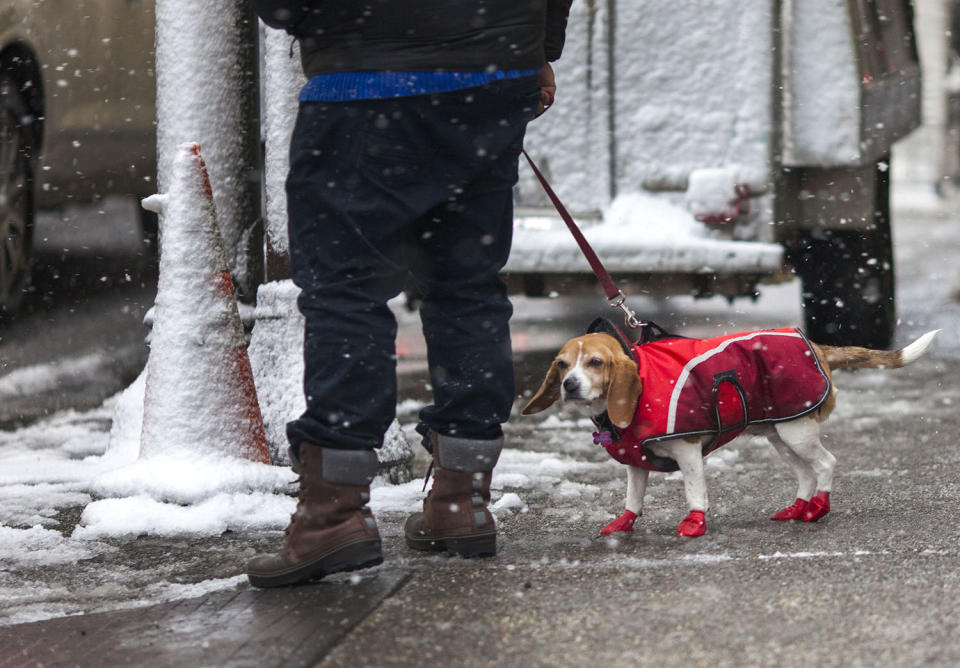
[594, 328, 831, 472]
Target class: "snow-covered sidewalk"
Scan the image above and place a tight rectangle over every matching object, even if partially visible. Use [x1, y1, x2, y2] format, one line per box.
[0, 382, 748, 627]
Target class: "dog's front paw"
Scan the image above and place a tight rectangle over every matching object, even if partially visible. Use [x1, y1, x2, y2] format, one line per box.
[771, 497, 809, 521]
[677, 510, 706, 537]
[600, 510, 638, 535]
[802, 491, 830, 522]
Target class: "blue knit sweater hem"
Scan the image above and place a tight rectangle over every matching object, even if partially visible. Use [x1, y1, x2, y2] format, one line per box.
[299, 69, 539, 102]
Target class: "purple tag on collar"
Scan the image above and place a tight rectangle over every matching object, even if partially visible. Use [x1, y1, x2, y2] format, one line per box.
[593, 431, 614, 446]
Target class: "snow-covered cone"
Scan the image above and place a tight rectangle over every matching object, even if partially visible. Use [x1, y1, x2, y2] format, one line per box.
[139, 142, 270, 464]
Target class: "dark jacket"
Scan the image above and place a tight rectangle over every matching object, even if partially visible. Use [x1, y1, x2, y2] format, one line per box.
[253, 0, 572, 77]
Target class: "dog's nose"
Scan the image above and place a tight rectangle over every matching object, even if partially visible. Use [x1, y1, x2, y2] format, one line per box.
[563, 377, 580, 394]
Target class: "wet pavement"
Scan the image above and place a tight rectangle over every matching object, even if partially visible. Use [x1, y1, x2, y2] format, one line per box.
[0, 197, 156, 429]
[2, 572, 409, 667]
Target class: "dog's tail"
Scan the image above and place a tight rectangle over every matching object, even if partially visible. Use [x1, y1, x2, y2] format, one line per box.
[820, 330, 941, 370]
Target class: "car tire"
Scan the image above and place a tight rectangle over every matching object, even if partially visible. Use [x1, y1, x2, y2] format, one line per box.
[790, 158, 895, 349]
[0, 73, 34, 321]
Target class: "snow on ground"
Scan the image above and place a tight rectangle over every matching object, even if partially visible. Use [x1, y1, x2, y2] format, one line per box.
[0, 376, 623, 626]
[0, 385, 611, 539]
[0, 525, 116, 569]
[0, 352, 115, 399]
[73, 492, 295, 540]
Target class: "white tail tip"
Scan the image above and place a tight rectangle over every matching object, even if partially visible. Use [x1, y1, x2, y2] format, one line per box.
[901, 329, 941, 366]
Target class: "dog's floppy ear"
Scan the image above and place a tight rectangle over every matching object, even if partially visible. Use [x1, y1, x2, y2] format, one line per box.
[522, 361, 562, 415]
[607, 355, 641, 428]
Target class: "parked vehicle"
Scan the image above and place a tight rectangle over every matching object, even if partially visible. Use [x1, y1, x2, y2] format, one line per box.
[0, 0, 157, 318]
[510, 0, 921, 349]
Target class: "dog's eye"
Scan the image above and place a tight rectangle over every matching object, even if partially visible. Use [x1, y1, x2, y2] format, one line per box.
[555, 359, 569, 370]
[587, 358, 604, 367]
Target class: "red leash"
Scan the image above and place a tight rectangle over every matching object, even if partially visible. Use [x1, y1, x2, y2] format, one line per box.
[521, 149, 644, 330]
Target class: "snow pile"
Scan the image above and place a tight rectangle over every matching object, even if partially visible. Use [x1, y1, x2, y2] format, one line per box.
[705, 447, 741, 471]
[39, 217, 412, 542]
[61, 426, 605, 538]
[246, 279, 305, 462]
[87, 458, 293, 507]
[0, 387, 291, 539]
[355, 446, 613, 530]
[74, 492, 294, 540]
[603, 191, 704, 241]
[664, 446, 742, 481]
[101, 369, 146, 464]
[0, 405, 120, 528]
[491, 449, 606, 494]
[685, 168, 742, 222]
[247, 279, 414, 477]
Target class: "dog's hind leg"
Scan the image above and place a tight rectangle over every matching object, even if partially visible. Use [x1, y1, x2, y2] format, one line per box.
[774, 417, 836, 522]
[600, 466, 648, 535]
[767, 428, 817, 521]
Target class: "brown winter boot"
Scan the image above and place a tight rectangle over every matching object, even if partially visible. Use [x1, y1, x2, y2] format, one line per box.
[404, 431, 502, 557]
[247, 444, 382, 588]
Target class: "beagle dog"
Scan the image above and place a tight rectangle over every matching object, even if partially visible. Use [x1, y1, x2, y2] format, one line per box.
[522, 328, 940, 537]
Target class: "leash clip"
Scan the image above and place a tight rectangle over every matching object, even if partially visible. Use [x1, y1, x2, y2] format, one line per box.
[608, 293, 644, 330]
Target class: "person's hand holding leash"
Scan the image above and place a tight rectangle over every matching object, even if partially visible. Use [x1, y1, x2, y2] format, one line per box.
[533, 62, 556, 118]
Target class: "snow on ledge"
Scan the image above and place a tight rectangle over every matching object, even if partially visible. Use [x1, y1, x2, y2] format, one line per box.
[506, 192, 783, 275]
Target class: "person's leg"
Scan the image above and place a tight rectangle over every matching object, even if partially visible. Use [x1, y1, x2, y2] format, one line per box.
[250, 97, 451, 586]
[411, 175, 517, 442]
[284, 101, 410, 461]
[410, 77, 538, 441]
[403, 77, 540, 556]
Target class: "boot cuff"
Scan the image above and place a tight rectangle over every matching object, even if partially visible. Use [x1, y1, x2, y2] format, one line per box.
[320, 447, 379, 485]
[436, 434, 503, 473]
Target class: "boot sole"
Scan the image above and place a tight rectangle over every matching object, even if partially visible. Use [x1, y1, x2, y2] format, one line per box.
[247, 539, 383, 588]
[405, 531, 496, 558]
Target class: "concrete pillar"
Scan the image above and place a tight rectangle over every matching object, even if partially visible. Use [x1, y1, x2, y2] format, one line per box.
[154, 0, 263, 297]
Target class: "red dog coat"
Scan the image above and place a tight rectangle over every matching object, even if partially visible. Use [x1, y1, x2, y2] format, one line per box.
[594, 328, 831, 472]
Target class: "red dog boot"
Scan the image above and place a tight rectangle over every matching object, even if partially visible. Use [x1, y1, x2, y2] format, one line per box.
[600, 510, 638, 535]
[677, 510, 706, 537]
[771, 497, 809, 521]
[803, 490, 830, 522]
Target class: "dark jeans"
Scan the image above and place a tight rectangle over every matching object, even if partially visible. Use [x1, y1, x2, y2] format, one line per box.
[285, 76, 539, 452]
